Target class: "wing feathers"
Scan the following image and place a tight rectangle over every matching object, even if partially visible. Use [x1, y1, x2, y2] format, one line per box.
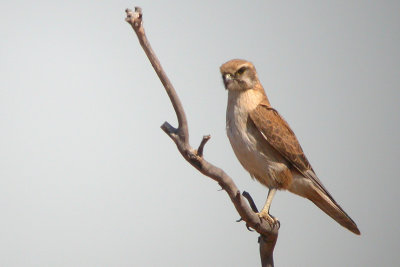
[250, 101, 336, 198]
[250, 101, 360, 234]
[249, 101, 312, 174]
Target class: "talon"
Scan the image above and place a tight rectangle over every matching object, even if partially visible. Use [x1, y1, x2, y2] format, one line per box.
[257, 211, 279, 227]
[245, 223, 254, 232]
[236, 218, 254, 231]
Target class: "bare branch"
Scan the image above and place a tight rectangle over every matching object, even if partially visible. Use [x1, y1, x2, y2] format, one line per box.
[125, 7, 188, 142]
[259, 235, 277, 267]
[197, 135, 211, 157]
[243, 191, 259, 213]
[125, 6, 278, 266]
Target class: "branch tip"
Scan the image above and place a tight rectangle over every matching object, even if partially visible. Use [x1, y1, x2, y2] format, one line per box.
[161, 121, 177, 134]
[242, 191, 259, 213]
[135, 6, 142, 14]
[197, 135, 211, 157]
[125, 6, 143, 29]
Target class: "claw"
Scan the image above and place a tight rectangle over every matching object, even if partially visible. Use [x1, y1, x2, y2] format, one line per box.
[245, 223, 254, 232]
[257, 211, 279, 227]
[236, 217, 254, 231]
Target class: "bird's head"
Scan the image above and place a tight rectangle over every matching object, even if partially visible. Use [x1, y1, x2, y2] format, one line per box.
[220, 59, 259, 91]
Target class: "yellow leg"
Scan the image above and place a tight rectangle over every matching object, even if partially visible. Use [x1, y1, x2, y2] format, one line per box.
[258, 188, 278, 225]
[262, 188, 276, 214]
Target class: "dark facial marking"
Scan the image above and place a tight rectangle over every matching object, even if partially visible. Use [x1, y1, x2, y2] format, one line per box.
[236, 66, 246, 75]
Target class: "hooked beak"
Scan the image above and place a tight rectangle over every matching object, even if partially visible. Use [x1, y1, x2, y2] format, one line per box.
[223, 73, 233, 89]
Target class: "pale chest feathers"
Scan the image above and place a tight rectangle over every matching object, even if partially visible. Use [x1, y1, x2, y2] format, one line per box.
[226, 90, 292, 189]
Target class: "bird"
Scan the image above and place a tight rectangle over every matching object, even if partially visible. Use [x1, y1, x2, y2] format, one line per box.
[221, 59, 360, 235]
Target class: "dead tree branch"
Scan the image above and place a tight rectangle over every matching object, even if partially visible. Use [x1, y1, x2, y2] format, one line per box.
[125, 7, 279, 267]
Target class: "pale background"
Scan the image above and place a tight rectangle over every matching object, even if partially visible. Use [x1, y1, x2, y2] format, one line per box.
[1, 1, 399, 266]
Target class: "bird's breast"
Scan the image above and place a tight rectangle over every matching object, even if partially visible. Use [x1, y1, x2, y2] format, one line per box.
[226, 90, 291, 189]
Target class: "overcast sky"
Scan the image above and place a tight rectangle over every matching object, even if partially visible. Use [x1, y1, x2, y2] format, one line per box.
[1, 1, 399, 266]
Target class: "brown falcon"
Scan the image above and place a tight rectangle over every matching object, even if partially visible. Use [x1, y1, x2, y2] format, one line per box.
[221, 59, 360, 235]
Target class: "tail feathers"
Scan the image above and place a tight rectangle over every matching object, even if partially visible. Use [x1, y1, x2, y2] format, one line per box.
[307, 185, 360, 235]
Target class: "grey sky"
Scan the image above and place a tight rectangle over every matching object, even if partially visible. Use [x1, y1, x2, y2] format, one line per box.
[1, 1, 399, 266]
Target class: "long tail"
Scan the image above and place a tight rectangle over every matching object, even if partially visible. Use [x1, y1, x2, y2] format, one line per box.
[307, 184, 360, 235]
[290, 173, 360, 235]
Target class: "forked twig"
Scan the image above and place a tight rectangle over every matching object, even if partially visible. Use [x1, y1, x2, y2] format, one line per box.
[197, 135, 211, 158]
[125, 7, 278, 267]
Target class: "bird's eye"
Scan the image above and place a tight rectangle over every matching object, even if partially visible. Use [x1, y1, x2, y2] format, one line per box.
[236, 67, 246, 75]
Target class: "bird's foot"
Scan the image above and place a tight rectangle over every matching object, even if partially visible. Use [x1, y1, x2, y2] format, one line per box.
[257, 211, 279, 227]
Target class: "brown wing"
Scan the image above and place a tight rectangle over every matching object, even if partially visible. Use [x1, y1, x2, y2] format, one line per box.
[249, 100, 312, 173]
[250, 101, 360, 234]
[249, 100, 333, 197]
